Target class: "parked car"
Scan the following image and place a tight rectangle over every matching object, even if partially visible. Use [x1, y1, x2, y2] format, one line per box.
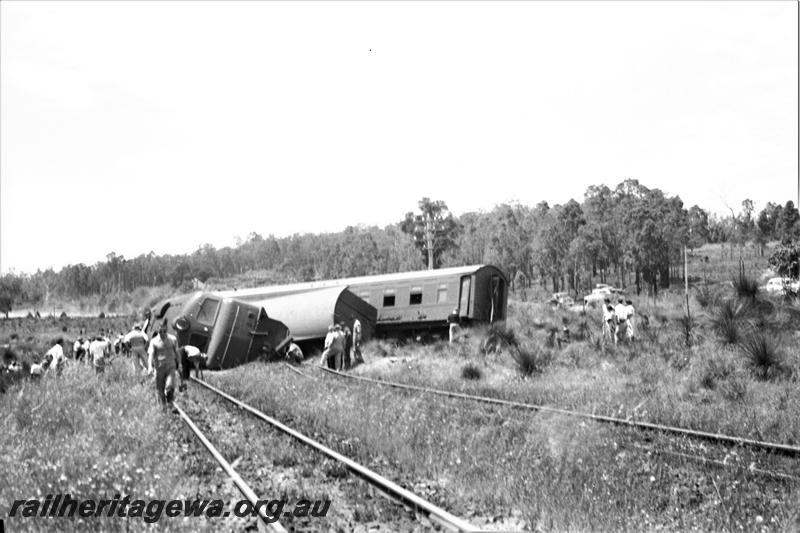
[549, 292, 575, 307]
[764, 277, 800, 294]
[584, 286, 625, 307]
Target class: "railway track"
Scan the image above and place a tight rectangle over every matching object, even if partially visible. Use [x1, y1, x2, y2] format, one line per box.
[173, 403, 290, 533]
[309, 365, 800, 458]
[286, 364, 799, 481]
[186, 376, 481, 532]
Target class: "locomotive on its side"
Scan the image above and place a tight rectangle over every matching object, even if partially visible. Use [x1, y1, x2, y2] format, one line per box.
[145, 292, 290, 370]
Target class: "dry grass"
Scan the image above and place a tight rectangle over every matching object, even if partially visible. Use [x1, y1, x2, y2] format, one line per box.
[0, 362, 220, 531]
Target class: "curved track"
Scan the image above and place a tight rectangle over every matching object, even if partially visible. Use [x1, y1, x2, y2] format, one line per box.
[190, 376, 481, 532]
[310, 365, 800, 458]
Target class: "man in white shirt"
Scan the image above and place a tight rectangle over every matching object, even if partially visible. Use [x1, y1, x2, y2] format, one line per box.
[601, 299, 614, 342]
[44, 338, 67, 377]
[319, 325, 344, 370]
[181, 344, 206, 379]
[614, 298, 630, 345]
[625, 299, 636, 341]
[351, 318, 363, 365]
[89, 335, 113, 375]
[286, 342, 304, 364]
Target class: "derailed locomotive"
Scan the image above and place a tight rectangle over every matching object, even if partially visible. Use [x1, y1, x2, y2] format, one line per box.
[145, 292, 290, 370]
[146, 264, 507, 371]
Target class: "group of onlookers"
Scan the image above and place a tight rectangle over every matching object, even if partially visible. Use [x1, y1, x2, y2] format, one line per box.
[319, 318, 363, 370]
[0, 320, 208, 410]
[601, 297, 637, 344]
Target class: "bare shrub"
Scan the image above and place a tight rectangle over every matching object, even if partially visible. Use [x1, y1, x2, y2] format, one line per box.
[695, 284, 721, 309]
[675, 314, 698, 347]
[483, 321, 516, 354]
[719, 372, 749, 403]
[574, 320, 590, 341]
[509, 342, 553, 376]
[699, 354, 735, 390]
[545, 327, 559, 348]
[732, 271, 759, 301]
[461, 363, 482, 380]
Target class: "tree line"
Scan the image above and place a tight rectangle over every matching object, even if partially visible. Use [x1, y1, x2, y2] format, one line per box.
[2, 179, 799, 315]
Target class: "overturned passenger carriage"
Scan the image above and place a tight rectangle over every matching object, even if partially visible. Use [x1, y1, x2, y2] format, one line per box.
[219, 285, 377, 345]
[146, 292, 290, 370]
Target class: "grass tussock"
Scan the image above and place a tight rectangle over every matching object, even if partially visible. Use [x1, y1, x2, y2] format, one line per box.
[739, 333, 788, 381]
[709, 300, 751, 344]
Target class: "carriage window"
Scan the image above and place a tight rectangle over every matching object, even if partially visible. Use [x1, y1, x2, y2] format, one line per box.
[196, 298, 220, 326]
[437, 287, 447, 303]
[409, 287, 423, 305]
[383, 289, 396, 307]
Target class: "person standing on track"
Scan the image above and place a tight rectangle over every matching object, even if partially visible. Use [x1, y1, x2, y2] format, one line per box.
[147, 320, 182, 407]
[124, 323, 149, 375]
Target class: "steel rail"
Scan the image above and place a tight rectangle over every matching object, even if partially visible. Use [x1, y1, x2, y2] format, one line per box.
[627, 443, 800, 482]
[284, 362, 317, 380]
[174, 403, 289, 533]
[317, 367, 800, 458]
[190, 377, 480, 532]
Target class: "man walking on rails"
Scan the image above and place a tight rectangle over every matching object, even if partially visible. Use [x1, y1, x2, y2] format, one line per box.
[147, 320, 182, 407]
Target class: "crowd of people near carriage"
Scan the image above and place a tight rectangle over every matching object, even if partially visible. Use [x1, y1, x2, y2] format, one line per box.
[319, 318, 363, 371]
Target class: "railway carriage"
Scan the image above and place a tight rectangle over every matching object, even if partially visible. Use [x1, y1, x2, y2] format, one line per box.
[216, 264, 508, 338]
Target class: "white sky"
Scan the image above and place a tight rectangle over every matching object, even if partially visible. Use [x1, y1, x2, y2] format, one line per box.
[1, 1, 797, 274]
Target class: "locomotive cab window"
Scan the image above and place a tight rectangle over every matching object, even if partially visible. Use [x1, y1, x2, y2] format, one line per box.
[196, 298, 220, 326]
[383, 289, 396, 307]
[409, 287, 423, 305]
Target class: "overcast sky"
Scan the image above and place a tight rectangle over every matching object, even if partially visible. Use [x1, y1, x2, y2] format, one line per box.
[1, 1, 797, 274]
